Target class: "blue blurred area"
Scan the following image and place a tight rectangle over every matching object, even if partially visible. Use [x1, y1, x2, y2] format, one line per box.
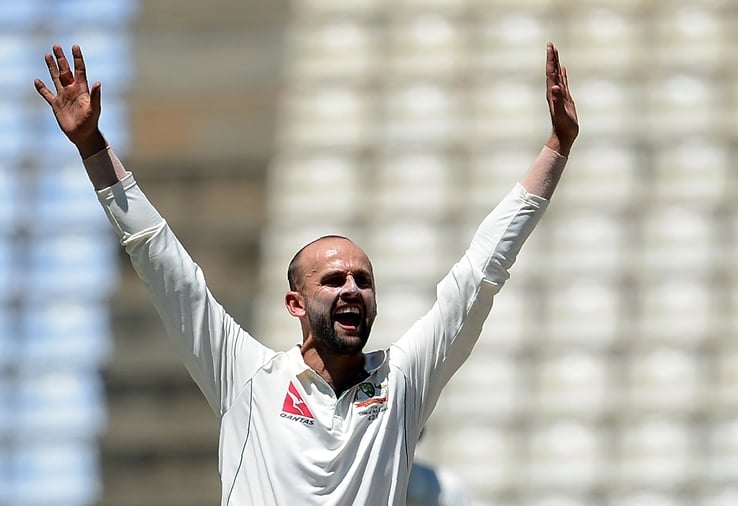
[0, 0, 136, 504]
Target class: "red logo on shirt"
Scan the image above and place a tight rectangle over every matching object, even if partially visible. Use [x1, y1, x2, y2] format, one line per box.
[282, 381, 314, 419]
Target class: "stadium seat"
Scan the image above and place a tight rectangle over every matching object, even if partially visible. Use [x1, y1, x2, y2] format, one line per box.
[574, 78, 639, 138]
[14, 370, 106, 440]
[385, 14, 467, 79]
[365, 288, 433, 350]
[652, 140, 730, 205]
[624, 347, 704, 414]
[476, 11, 551, 76]
[646, 74, 720, 140]
[476, 283, 534, 352]
[382, 82, 462, 147]
[20, 301, 112, 368]
[652, 4, 728, 72]
[0, 0, 43, 29]
[0, 94, 30, 161]
[705, 418, 738, 484]
[466, 144, 542, 214]
[467, 79, 547, 145]
[26, 232, 117, 300]
[555, 142, 640, 210]
[524, 495, 591, 506]
[714, 347, 738, 411]
[616, 417, 696, 488]
[0, 377, 10, 436]
[373, 150, 456, 220]
[699, 488, 738, 506]
[443, 353, 524, 421]
[278, 86, 374, 150]
[566, 6, 643, 74]
[438, 424, 522, 496]
[548, 211, 630, 277]
[609, 492, 688, 506]
[472, 0, 555, 8]
[534, 352, 612, 418]
[0, 240, 17, 304]
[10, 441, 101, 505]
[637, 278, 715, 346]
[544, 279, 623, 349]
[526, 420, 605, 490]
[265, 152, 366, 224]
[47, 0, 139, 26]
[0, 32, 39, 91]
[0, 306, 15, 371]
[31, 158, 111, 232]
[367, 221, 449, 284]
[292, 0, 383, 18]
[288, 21, 379, 83]
[641, 207, 718, 276]
[393, 0, 471, 13]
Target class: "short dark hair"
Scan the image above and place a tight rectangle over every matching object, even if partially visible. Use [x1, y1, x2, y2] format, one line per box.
[287, 235, 352, 291]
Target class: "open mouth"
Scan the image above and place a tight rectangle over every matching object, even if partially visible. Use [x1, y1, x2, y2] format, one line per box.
[334, 306, 362, 331]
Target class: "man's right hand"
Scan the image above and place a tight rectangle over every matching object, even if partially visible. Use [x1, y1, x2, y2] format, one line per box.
[34, 44, 106, 158]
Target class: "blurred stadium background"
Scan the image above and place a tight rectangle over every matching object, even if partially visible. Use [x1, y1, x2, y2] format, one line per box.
[1, 0, 738, 504]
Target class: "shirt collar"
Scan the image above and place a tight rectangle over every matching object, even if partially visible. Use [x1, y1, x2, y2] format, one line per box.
[286, 344, 387, 376]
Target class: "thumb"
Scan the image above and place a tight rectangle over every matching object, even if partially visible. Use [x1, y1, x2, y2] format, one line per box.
[90, 81, 102, 113]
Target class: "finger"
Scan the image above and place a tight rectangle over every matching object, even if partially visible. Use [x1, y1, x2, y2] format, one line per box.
[552, 86, 567, 117]
[34, 79, 56, 105]
[45, 52, 62, 91]
[71, 44, 89, 89]
[53, 45, 74, 87]
[90, 81, 102, 112]
[546, 43, 555, 78]
[561, 65, 572, 100]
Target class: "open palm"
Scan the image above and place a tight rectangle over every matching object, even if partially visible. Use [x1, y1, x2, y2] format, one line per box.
[34, 44, 102, 147]
[545, 43, 579, 153]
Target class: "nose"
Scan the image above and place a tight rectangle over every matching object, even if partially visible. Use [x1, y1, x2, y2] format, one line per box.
[340, 275, 360, 298]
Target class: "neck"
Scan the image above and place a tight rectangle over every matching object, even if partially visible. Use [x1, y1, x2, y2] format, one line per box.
[300, 344, 367, 395]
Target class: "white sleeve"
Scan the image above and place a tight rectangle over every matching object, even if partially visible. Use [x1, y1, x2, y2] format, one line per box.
[90, 150, 275, 416]
[390, 182, 548, 428]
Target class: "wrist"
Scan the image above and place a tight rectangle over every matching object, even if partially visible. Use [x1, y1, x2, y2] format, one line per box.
[546, 133, 573, 157]
[75, 130, 107, 159]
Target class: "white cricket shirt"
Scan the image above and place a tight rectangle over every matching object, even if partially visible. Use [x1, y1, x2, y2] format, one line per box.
[90, 147, 553, 505]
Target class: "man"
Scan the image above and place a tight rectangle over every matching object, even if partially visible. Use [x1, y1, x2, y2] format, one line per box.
[35, 42, 578, 505]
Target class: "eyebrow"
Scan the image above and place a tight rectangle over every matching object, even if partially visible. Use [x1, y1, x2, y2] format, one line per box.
[320, 268, 373, 281]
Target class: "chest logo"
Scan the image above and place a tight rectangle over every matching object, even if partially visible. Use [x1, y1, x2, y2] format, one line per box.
[354, 382, 388, 409]
[281, 381, 315, 425]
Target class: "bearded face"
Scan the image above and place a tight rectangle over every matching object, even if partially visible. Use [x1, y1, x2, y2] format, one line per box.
[287, 236, 378, 355]
[305, 293, 373, 355]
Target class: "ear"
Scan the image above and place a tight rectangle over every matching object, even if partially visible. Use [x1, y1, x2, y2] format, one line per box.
[285, 291, 306, 318]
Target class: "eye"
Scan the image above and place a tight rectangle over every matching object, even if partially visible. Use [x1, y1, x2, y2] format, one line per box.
[355, 274, 373, 289]
[322, 273, 345, 287]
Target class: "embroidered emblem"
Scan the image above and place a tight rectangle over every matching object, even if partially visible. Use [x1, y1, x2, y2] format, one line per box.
[281, 381, 315, 425]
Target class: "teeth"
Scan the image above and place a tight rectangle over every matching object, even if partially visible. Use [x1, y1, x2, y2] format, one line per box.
[336, 306, 360, 315]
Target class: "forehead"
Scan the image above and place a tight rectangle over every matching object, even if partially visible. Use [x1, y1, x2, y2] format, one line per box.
[300, 237, 373, 276]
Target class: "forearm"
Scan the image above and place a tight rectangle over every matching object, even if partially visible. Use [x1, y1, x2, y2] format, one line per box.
[79, 132, 127, 189]
[468, 183, 548, 284]
[519, 140, 569, 200]
[393, 183, 549, 419]
[94, 168, 230, 413]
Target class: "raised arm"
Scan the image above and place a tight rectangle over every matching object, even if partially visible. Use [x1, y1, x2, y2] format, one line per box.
[520, 42, 579, 200]
[34, 44, 124, 188]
